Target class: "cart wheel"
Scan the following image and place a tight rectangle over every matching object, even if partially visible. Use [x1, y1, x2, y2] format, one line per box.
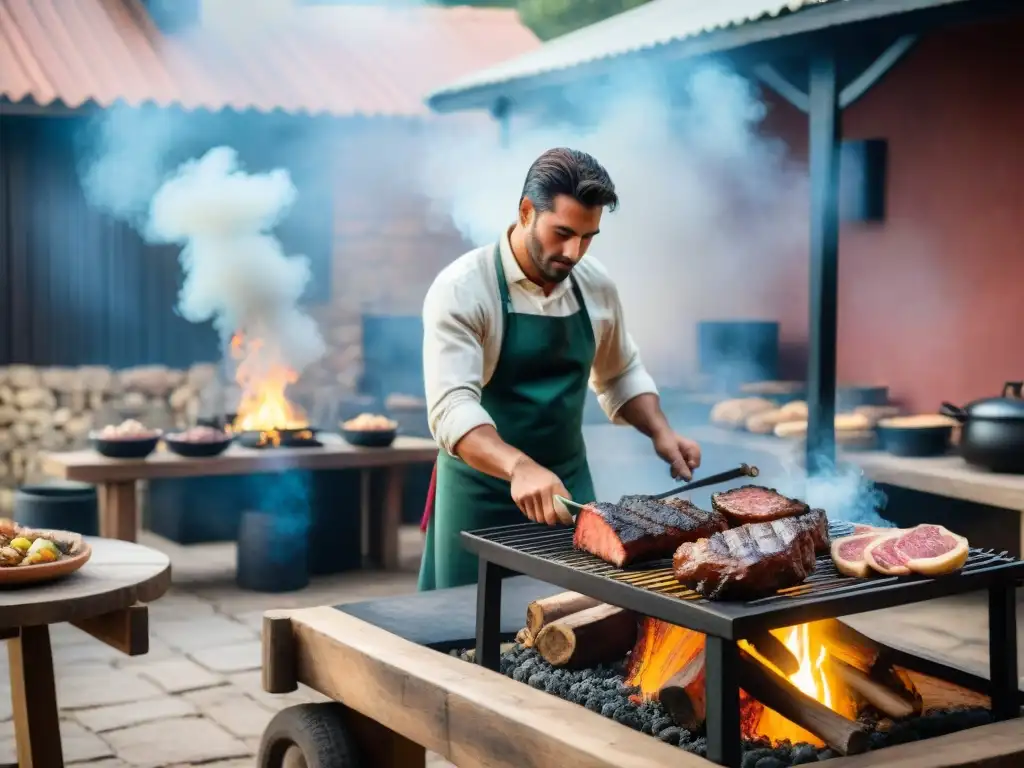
[258, 703, 360, 768]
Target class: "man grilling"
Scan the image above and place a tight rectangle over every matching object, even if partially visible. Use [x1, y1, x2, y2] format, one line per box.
[418, 148, 702, 591]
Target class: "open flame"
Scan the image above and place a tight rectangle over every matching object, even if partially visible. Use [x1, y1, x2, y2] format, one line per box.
[229, 333, 309, 444]
[626, 618, 859, 747]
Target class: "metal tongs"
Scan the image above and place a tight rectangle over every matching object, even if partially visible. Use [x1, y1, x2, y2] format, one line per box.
[555, 463, 759, 519]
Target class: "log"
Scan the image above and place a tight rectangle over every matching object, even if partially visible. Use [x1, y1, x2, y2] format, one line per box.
[657, 648, 706, 731]
[515, 627, 535, 648]
[534, 604, 637, 669]
[526, 592, 603, 636]
[743, 629, 799, 677]
[829, 658, 920, 719]
[738, 652, 869, 756]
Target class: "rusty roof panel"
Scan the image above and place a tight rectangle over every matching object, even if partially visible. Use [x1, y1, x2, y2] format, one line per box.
[0, 0, 541, 116]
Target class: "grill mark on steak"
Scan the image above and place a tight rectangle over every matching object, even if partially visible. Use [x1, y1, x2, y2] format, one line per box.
[672, 517, 817, 600]
[574, 499, 724, 568]
[711, 485, 809, 525]
[618, 495, 728, 536]
[796, 507, 830, 553]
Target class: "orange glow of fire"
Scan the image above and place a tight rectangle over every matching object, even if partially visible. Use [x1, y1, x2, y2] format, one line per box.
[626, 619, 858, 747]
[229, 333, 308, 443]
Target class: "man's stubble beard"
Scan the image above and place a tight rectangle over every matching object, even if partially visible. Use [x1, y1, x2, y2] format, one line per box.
[527, 222, 570, 284]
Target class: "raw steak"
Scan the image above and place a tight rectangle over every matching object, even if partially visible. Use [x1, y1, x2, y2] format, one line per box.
[831, 532, 886, 578]
[711, 485, 809, 525]
[672, 517, 817, 600]
[894, 524, 969, 575]
[573, 499, 723, 568]
[864, 524, 969, 577]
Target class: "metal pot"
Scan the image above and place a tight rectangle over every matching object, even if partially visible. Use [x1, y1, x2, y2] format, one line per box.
[941, 381, 1024, 473]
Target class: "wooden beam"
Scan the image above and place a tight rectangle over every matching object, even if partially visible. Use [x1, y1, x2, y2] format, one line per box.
[283, 606, 1024, 768]
[71, 603, 148, 656]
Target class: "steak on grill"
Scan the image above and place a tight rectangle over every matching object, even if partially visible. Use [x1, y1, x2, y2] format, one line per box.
[798, 507, 830, 553]
[672, 517, 817, 600]
[711, 485, 809, 525]
[573, 499, 724, 568]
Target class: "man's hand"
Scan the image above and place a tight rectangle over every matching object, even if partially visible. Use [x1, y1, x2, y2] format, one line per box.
[510, 457, 573, 526]
[652, 430, 702, 481]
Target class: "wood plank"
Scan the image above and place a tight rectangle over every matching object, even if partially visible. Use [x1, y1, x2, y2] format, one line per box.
[285, 606, 706, 768]
[283, 606, 1024, 768]
[40, 434, 437, 484]
[71, 603, 148, 656]
[8, 625, 63, 768]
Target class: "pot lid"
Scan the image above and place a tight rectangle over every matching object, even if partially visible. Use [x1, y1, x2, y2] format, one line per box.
[964, 382, 1024, 420]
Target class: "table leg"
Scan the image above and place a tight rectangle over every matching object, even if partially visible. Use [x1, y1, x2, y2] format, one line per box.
[8, 625, 63, 767]
[98, 481, 138, 542]
[988, 584, 1019, 721]
[705, 636, 742, 768]
[367, 466, 405, 570]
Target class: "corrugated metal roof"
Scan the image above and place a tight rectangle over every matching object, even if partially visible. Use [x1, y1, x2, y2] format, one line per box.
[0, 0, 541, 116]
[429, 0, 840, 104]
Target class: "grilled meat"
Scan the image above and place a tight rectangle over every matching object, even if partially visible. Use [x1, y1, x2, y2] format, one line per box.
[711, 485, 809, 525]
[574, 498, 724, 568]
[672, 517, 818, 600]
[797, 507, 830, 553]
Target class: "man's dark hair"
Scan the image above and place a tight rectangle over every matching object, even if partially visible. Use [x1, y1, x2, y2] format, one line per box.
[520, 148, 618, 213]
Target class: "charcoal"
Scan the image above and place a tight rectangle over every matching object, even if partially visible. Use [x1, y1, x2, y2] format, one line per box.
[789, 744, 818, 764]
[472, 644, 993, 764]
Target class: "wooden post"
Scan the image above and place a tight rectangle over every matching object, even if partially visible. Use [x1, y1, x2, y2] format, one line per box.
[8, 626, 63, 767]
[368, 465, 405, 570]
[98, 481, 138, 542]
[263, 613, 298, 694]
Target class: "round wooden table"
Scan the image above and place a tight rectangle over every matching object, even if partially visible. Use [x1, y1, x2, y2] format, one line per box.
[0, 537, 170, 767]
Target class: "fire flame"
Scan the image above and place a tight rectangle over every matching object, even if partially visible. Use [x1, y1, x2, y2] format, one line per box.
[626, 618, 858, 747]
[230, 333, 308, 443]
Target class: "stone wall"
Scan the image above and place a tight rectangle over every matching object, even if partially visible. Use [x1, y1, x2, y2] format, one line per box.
[0, 363, 219, 512]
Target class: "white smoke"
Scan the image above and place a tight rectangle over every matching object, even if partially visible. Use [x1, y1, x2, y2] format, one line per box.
[147, 146, 325, 372]
[420, 61, 809, 384]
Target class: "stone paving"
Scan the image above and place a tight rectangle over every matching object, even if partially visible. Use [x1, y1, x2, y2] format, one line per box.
[0, 526, 1019, 767]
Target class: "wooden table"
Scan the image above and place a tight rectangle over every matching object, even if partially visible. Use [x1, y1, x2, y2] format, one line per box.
[40, 435, 438, 569]
[257, 608, 1024, 768]
[0, 538, 170, 767]
[688, 426, 1024, 554]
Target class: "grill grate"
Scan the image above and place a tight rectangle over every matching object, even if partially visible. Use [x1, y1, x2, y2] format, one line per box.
[462, 521, 1024, 638]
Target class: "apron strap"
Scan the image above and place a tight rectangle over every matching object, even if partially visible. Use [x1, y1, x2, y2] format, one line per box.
[493, 239, 591, 322]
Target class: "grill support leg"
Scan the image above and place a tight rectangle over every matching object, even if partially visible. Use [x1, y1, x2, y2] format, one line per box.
[705, 637, 742, 768]
[988, 584, 1019, 720]
[475, 559, 503, 672]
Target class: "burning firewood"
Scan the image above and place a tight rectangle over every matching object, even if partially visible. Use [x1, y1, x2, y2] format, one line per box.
[526, 592, 603, 636]
[737, 651, 870, 756]
[534, 604, 637, 669]
[828, 657, 920, 719]
[657, 648, 706, 731]
[742, 629, 799, 677]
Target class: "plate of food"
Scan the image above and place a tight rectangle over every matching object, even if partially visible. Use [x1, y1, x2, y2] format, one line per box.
[164, 425, 234, 457]
[341, 413, 399, 448]
[91, 419, 161, 459]
[0, 518, 92, 586]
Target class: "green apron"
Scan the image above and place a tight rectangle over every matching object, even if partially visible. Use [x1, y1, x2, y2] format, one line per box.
[418, 243, 597, 591]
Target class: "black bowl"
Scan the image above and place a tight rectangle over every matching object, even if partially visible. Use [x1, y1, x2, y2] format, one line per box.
[877, 424, 952, 457]
[164, 435, 234, 458]
[341, 427, 397, 448]
[90, 433, 161, 459]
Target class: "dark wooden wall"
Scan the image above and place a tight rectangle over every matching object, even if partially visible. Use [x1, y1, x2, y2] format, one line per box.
[0, 110, 333, 369]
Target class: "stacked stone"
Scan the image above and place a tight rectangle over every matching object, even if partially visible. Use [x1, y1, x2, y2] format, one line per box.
[0, 363, 220, 512]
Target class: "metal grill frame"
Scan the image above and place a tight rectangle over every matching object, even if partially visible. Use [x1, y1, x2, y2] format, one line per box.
[464, 521, 1022, 768]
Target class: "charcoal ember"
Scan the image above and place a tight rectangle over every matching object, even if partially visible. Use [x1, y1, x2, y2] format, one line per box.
[601, 702, 617, 718]
[584, 696, 603, 712]
[657, 726, 682, 745]
[651, 716, 673, 735]
[742, 748, 775, 768]
[816, 749, 836, 761]
[869, 731, 888, 750]
[681, 736, 707, 757]
[755, 758, 788, 768]
[512, 667, 529, 684]
[789, 744, 819, 764]
[527, 672, 549, 690]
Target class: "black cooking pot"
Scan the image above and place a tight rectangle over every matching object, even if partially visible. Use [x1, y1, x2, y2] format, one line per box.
[941, 381, 1024, 473]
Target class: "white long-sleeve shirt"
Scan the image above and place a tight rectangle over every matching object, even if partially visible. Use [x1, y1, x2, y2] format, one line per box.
[423, 227, 658, 456]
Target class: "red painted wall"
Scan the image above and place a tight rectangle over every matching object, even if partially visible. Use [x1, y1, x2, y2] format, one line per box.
[762, 18, 1024, 412]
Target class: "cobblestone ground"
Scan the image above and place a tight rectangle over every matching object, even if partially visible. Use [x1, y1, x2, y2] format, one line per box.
[0, 526, 1019, 767]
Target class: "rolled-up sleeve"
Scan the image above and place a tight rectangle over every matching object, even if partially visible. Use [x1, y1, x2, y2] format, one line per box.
[589, 284, 658, 423]
[423, 276, 495, 456]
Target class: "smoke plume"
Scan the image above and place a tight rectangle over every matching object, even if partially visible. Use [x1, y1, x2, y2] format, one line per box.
[146, 146, 325, 372]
